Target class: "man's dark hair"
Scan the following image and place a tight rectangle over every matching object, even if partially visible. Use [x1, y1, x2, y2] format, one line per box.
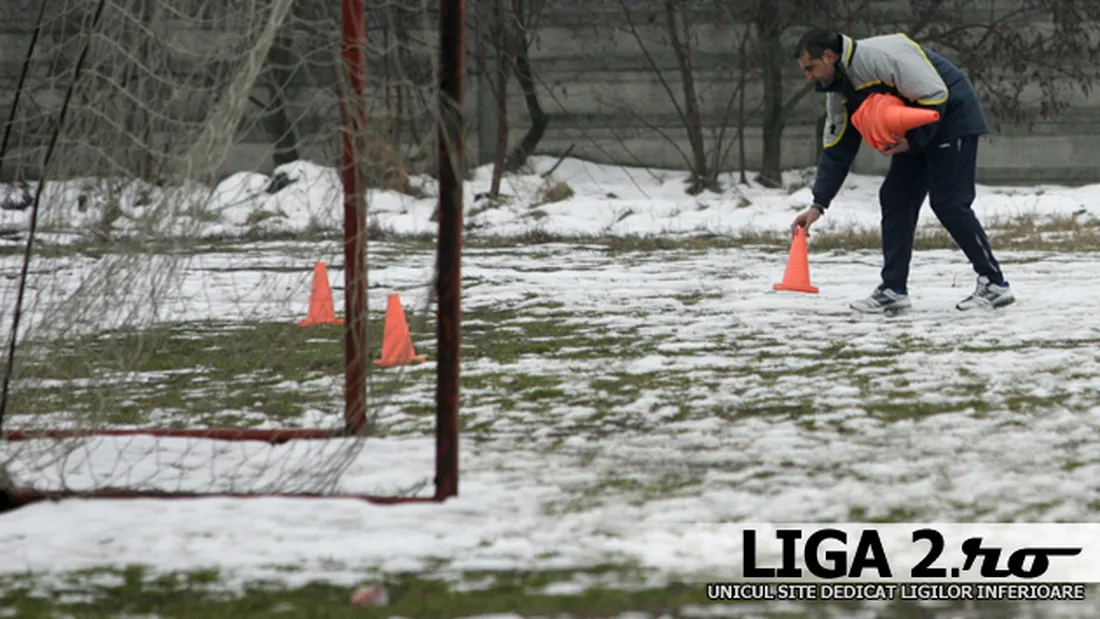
[793, 28, 842, 60]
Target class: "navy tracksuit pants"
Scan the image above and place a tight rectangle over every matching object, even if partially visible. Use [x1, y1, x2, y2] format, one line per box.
[879, 135, 1005, 293]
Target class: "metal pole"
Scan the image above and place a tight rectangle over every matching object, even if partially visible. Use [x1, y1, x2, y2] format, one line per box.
[341, 0, 369, 433]
[435, 0, 466, 500]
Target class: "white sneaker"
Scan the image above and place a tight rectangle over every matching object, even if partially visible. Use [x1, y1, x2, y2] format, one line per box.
[850, 285, 912, 314]
[956, 275, 1015, 310]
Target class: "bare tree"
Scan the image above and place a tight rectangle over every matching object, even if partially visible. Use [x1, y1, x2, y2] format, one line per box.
[255, 32, 303, 168]
[487, 0, 512, 198]
[736, 28, 753, 185]
[473, 0, 554, 184]
[745, 0, 1100, 186]
[250, 0, 442, 193]
[731, 0, 874, 188]
[503, 0, 553, 171]
[890, 0, 1100, 127]
[606, 1, 752, 194]
[662, 0, 710, 193]
[0, 463, 13, 514]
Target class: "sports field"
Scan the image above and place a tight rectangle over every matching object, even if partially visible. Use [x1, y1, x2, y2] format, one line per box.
[1, 158, 1099, 617]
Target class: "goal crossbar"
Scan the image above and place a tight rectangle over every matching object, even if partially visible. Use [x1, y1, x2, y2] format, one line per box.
[4, 488, 445, 508]
[2, 429, 345, 443]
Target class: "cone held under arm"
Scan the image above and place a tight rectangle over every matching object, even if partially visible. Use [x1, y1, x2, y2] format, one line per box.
[773, 227, 819, 294]
[880, 96, 940, 133]
[853, 95, 898, 151]
[850, 98, 881, 150]
[851, 93, 940, 151]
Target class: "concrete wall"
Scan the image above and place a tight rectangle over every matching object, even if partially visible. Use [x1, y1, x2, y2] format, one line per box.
[1, 0, 1098, 186]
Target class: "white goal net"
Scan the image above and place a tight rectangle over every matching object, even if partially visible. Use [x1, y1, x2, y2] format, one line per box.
[0, 0, 451, 502]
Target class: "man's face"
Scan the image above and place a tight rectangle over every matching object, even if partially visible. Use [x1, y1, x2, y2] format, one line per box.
[799, 50, 839, 87]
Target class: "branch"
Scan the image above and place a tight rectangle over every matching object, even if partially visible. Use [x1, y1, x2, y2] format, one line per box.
[597, 95, 697, 171]
[917, 8, 1036, 51]
[540, 143, 575, 178]
[525, 63, 668, 186]
[779, 82, 814, 126]
[718, 97, 765, 173]
[612, 0, 693, 132]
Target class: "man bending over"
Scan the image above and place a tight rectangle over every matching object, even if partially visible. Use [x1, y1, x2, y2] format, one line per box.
[789, 28, 1014, 313]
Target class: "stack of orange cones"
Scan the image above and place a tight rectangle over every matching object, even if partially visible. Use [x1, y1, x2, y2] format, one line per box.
[773, 227, 819, 294]
[373, 293, 427, 367]
[298, 261, 344, 326]
[851, 93, 940, 152]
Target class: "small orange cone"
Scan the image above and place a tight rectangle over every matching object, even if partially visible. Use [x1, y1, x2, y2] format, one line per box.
[298, 261, 344, 326]
[773, 227, 819, 294]
[373, 293, 427, 367]
[852, 93, 940, 151]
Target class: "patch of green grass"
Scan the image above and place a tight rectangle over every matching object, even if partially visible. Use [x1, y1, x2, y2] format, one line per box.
[673, 290, 722, 306]
[463, 372, 567, 399]
[550, 471, 707, 513]
[6, 297, 688, 432]
[8, 318, 421, 426]
[0, 567, 705, 619]
[2, 567, 1087, 619]
[463, 308, 660, 364]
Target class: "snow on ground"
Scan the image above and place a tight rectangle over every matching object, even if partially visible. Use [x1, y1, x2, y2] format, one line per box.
[4, 244, 1100, 587]
[1, 158, 1100, 611]
[1, 155, 1098, 242]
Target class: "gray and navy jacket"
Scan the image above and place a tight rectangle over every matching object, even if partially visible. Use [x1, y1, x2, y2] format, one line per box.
[810, 33, 990, 210]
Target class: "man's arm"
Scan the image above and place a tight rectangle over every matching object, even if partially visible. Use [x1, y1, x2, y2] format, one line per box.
[811, 94, 863, 211]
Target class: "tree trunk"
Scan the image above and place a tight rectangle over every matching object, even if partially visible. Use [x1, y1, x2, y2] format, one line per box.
[393, 10, 424, 159]
[267, 81, 301, 167]
[503, 33, 549, 171]
[663, 0, 710, 194]
[756, 33, 785, 188]
[261, 35, 301, 168]
[758, 119, 784, 187]
[488, 0, 510, 198]
[737, 33, 748, 185]
[489, 61, 510, 198]
[0, 461, 14, 514]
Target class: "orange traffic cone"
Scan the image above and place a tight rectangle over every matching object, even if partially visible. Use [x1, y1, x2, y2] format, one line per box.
[851, 95, 892, 151]
[373, 293, 427, 367]
[852, 93, 940, 151]
[298, 261, 344, 326]
[773, 227, 819, 294]
[881, 99, 939, 132]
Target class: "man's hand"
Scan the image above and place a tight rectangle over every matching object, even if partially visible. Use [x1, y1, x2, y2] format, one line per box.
[790, 205, 823, 236]
[881, 133, 909, 156]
